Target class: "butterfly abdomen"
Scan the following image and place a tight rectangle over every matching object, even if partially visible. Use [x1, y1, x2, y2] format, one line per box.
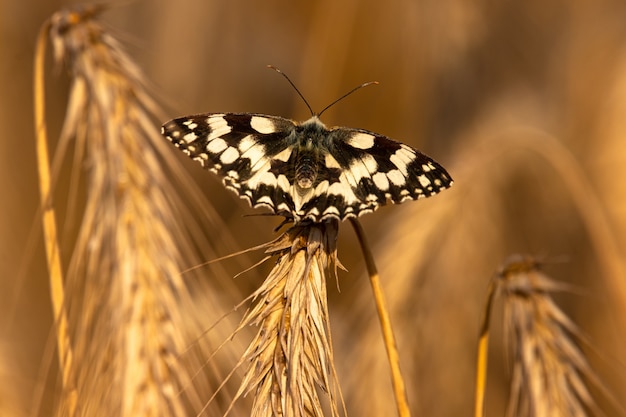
[294, 150, 319, 189]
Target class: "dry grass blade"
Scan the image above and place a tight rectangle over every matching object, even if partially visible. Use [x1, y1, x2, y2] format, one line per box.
[496, 255, 603, 417]
[350, 218, 411, 417]
[33, 15, 77, 416]
[43, 5, 223, 416]
[226, 221, 343, 417]
[474, 279, 496, 417]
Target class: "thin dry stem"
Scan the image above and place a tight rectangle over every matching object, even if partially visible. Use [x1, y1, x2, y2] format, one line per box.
[33, 16, 77, 416]
[474, 279, 496, 417]
[227, 221, 342, 417]
[350, 218, 411, 417]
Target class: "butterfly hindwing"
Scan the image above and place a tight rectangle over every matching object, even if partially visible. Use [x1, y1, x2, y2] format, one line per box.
[161, 113, 453, 223]
[302, 127, 452, 220]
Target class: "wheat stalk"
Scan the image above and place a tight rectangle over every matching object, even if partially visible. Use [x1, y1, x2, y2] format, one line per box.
[474, 278, 496, 417]
[349, 218, 411, 417]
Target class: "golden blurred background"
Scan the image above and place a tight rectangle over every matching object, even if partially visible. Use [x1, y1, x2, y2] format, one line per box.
[2, 0, 626, 416]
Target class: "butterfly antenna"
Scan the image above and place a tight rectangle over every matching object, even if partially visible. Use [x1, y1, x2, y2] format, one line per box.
[317, 81, 379, 118]
[267, 65, 315, 117]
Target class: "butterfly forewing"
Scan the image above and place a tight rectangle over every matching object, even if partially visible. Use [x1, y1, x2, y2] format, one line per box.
[161, 113, 452, 223]
[162, 113, 298, 212]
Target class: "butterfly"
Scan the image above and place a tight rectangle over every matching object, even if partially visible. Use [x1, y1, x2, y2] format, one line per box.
[161, 71, 452, 223]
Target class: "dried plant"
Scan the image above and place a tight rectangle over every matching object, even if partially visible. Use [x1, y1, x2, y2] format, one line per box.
[495, 255, 604, 417]
[34, 5, 239, 416]
[223, 221, 343, 417]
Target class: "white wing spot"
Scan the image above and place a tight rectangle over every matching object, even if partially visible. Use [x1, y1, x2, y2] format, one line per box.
[250, 116, 276, 134]
[273, 147, 292, 162]
[347, 132, 376, 149]
[291, 185, 316, 211]
[314, 180, 330, 197]
[256, 195, 274, 206]
[277, 174, 290, 191]
[240, 142, 268, 171]
[206, 137, 228, 154]
[390, 146, 415, 176]
[387, 170, 405, 186]
[372, 172, 390, 191]
[207, 117, 232, 141]
[247, 171, 277, 189]
[338, 171, 357, 189]
[362, 154, 378, 173]
[183, 120, 198, 130]
[227, 170, 239, 180]
[237, 135, 257, 153]
[418, 174, 431, 188]
[220, 147, 240, 164]
[325, 153, 342, 169]
[306, 207, 320, 217]
[348, 154, 378, 183]
[328, 181, 358, 204]
[348, 161, 370, 183]
[183, 132, 198, 143]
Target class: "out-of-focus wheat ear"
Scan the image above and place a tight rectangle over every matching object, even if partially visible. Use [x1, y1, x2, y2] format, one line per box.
[43, 5, 223, 416]
[33, 15, 78, 416]
[222, 221, 343, 417]
[495, 255, 604, 417]
[350, 218, 411, 417]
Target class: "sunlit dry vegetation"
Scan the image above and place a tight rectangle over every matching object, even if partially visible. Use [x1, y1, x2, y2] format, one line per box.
[2, 1, 626, 416]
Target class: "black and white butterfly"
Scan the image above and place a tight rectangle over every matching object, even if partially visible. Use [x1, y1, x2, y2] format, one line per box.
[161, 72, 452, 223]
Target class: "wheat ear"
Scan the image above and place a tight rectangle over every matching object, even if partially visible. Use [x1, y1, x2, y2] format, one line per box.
[220, 221, 343, 417]
[497, 255, 602, 417]
[38, 5, 223, 415]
